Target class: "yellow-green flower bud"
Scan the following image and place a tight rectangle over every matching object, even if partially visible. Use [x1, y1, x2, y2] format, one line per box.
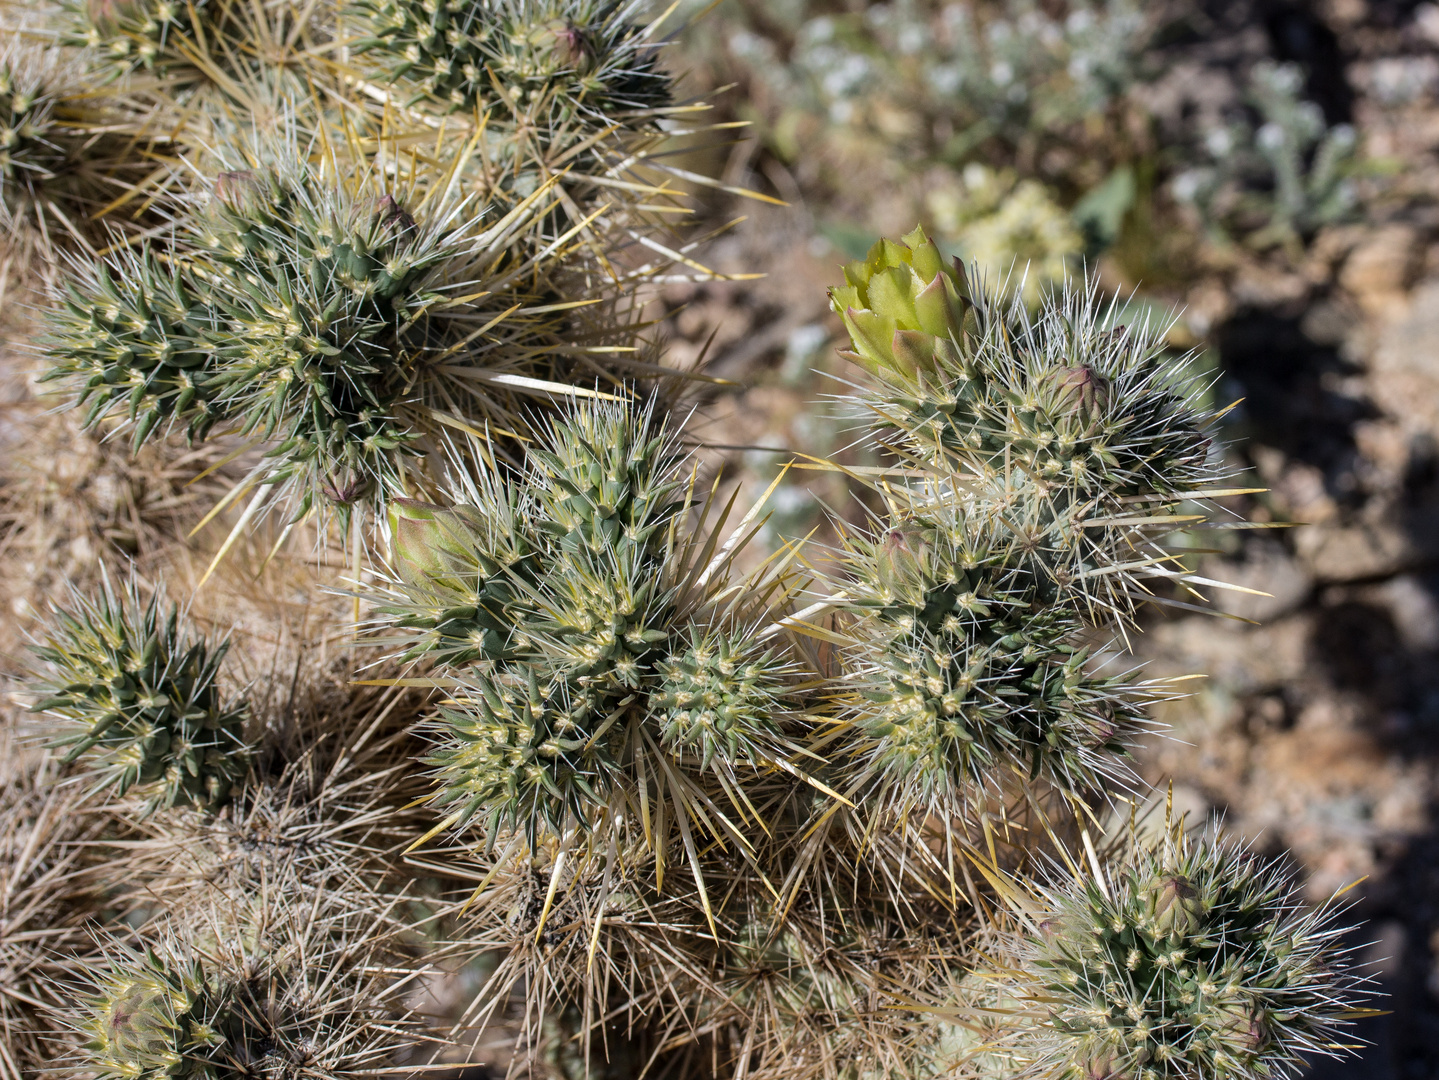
[828, 225, 970, 377]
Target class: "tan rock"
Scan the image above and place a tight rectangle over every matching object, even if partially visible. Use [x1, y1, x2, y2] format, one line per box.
[1293, 518, 1415, 581]
[1339, 224, 1420, 319]
[1370, 276, 1439, 433]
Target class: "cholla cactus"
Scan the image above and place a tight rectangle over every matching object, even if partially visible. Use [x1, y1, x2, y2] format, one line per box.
[1172, 61, 1363, 254]
[73, 901, 428, 1080]
[41, 150, 596, 519]
[978, 823, 1369, 1080]
[0, 47, 70, 225]
[61, 0, 211, 81]
[28, 576, 249, 812]
[374, 399, 804, 860]
[350, 0, 671, 121]
[831, 227, 1218, 624]
[820, 227, 1225, 826]
[831, 226, 1213, 501]
[654, 629, 792, 771]
[81, 946, 223, 1080]
[59, 0, 319, 92]
[0, 38, 150, 265]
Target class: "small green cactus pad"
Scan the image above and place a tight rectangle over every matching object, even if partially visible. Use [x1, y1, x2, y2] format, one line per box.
[430, 671, 617, 838]
[29, 579, 249, 812]
[83, 948, 222, 1080]
[1003, 826, 1368, 1080]
[350, 0, 671, 121]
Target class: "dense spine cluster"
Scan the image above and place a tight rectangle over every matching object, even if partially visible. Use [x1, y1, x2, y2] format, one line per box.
[823, 227, 1213, 822]
[0, 50, 68, 222]
[986, 825, 1367, 1080]
[379, 401, 798, 846]
[350, 0, 671, 121]
[29, 579, 249, 812]
[41, 156, 581, 514]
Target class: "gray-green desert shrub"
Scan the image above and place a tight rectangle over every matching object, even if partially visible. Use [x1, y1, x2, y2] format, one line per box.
[1172, 61, 1365, 253]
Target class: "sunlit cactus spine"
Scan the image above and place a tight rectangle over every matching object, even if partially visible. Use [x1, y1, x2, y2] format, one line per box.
[0, 38, 151, 262]
[979, 822, 1370, 1080]
[41, 148, 590, 520]
[829, 228, 1226, 636]
[28, 576, 249, 813]
[819, 228, 1214, 820]
[59, 0, 319, 93]
[349, 0, 671, 121]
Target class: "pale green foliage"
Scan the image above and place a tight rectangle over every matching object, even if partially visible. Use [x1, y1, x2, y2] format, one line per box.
[991, 826, 1367, 1080]
[719, 0, 1147, 163]
[28, 576, 249, 813]
[926, 165, 1083, 307]
[1172, 61, 1363, 252]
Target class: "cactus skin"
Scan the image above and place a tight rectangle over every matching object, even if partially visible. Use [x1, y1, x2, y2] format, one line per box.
[400, 402, 689, 839]
[29, 579, 249, 813]
[429, 671, 616, 837]
[83, 948, 222, 1080]
[1003, 827, 1367, 1080]
[350, 0, 671, 121]
[74, 912, 412, 1080]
